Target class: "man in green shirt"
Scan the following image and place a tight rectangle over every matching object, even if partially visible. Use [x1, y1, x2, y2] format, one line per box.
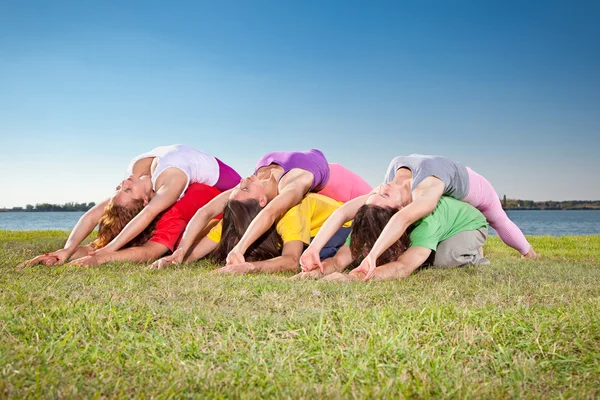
[301, 196, 489, 281]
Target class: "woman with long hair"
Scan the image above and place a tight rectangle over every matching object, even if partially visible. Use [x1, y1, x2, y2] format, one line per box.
[151, 149, 371, 269]
[319, 196, 490, 281]
[17, 145, 240, 268]
[300, 154, 537, 280]
[149, 193, 352, 274]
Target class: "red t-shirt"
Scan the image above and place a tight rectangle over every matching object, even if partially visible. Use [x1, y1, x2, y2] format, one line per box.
[149, 183, 221, 252]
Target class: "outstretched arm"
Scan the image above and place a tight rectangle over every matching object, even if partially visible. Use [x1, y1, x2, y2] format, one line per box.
[184, 236, 219, 263]
[368, 178, 442, 262]
[97, 174, 186, 254]
[70, 241, 169, 266]
[226, 181, 308, 265]
[300, 194, 369, 272]
[292, 245, 355, 279]
[16, 244, 94, 270]
[367, 246, 431, 280]
[65, 199, 109, 253]
[16, 199, 109, 269]
[324, 246, 431, 282]
[219, 241, 304, 274]
[174, 190, 232, 259]
[356, 177, 444, 280]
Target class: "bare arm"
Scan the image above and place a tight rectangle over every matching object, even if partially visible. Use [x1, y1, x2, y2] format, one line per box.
[331, 245, 354, 272]
[309, 194, 368, 252]
[176, 189, 233, 257]
[64, 199, 109, 254]
[370, 246, 432, 280]
[96, 241, 168, 263]
[16, 200, 109, 269]
[292, 245, 353, 279]
[299, 194, 368, 272]
[185, 236, 219, 263]
[98, 174, 186, 253]
[69, 241, 169, 266]
[366, 177, 443, 262]
[232, 182, 307, 259]
[219, 241, 304, 274]
[248, 241, 304, 273]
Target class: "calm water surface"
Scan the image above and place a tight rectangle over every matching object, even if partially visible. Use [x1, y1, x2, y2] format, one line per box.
[490, 210, 600, 236]
[0, 210, 599, 236]
[0, 212, 85, 231]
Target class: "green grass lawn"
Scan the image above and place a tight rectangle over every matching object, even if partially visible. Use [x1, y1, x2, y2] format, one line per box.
[1, 231, 599, 398]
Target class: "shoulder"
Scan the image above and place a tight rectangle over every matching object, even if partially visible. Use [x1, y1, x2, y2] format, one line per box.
[279, 169, 313, 192]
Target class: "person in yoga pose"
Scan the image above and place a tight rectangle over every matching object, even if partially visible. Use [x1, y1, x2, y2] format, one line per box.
[151, 149, 371, 269]
[310, 196, 490, 281]
[148, 193, 352, 274]
[300, 154, 537, 280]
[16, 145, 240, 269]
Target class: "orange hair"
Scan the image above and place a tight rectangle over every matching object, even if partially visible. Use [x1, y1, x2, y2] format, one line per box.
[92, 199, 151, 250]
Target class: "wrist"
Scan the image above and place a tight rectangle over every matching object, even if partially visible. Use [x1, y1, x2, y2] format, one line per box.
[332, 260, 341, 272]
[248, 263, 259, 273]
[95, 252, 109, 264]
[235, 242, 248, 254]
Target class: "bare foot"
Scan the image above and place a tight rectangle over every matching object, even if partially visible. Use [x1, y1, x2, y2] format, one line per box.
[523, 247, 539, 259]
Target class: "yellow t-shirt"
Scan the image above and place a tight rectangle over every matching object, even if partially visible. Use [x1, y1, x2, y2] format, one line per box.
[206, 193, 352, 245]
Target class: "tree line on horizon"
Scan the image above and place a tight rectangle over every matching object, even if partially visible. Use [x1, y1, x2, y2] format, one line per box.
[0, 202, 96, 212]
[501, 196, 600, 210]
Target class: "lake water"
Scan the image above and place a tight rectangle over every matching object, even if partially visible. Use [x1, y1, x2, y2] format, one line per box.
[0, 210, 599, 236]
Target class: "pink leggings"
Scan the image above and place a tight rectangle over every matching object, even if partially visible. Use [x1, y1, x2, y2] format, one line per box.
[463, 167, 531, 255]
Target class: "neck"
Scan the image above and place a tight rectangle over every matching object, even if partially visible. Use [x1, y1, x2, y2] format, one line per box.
[401, 180, 412, 206]
[265, 178, 279, 201]
[257, 164, 284, 181]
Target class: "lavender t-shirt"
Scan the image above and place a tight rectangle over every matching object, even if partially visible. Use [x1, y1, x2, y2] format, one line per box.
[383, 154, 470, 200]
[254, 149, 330, 192]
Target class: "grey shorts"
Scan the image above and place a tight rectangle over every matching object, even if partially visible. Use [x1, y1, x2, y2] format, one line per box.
[432, 227, 490, 268]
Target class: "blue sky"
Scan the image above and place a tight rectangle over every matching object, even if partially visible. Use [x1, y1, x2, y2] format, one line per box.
[1, 0, 599, 207]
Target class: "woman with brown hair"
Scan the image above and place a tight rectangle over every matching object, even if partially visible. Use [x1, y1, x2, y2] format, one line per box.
[301, 154, 536, 280]
[151, 149, 371, 269]
[312, 196, 489, 281]
[17, 145, 240, 268]
[149, 193, 352, 274]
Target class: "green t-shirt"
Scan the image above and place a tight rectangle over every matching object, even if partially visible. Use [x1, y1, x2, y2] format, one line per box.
[409, 197, 488, 250]
[345, 197, 488, 251]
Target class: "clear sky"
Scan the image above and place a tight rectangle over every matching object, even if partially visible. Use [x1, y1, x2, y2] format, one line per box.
[1, 0, 599, 208]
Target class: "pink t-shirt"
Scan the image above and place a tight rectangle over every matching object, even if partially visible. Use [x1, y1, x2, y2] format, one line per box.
[317, 163, 372, 203]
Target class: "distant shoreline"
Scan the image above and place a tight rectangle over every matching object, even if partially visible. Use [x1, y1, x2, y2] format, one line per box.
[504, 208, 600, 211]
[0, 210, 88, 213]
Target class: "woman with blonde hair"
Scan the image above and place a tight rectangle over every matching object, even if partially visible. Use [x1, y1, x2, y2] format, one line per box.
[17, 144, 240, 268]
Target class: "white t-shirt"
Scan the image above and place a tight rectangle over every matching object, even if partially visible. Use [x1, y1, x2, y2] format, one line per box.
[127, 144, 220, 199]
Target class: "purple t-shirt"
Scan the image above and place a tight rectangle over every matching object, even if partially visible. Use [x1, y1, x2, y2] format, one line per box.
[254, 149, 330, 192]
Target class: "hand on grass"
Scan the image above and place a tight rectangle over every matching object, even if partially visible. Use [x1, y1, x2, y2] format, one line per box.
[320, 272, 359, 282]
[299, 247, 323, 273]
[226, 247, 245, 266]
[68, 254, 99, 267]
[148, 249, 185, 269]
[290, 270, 324, 280]
[16, 248, 71, 270]
[216, 262, 256, 275]
[353, 255, 377, 281]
